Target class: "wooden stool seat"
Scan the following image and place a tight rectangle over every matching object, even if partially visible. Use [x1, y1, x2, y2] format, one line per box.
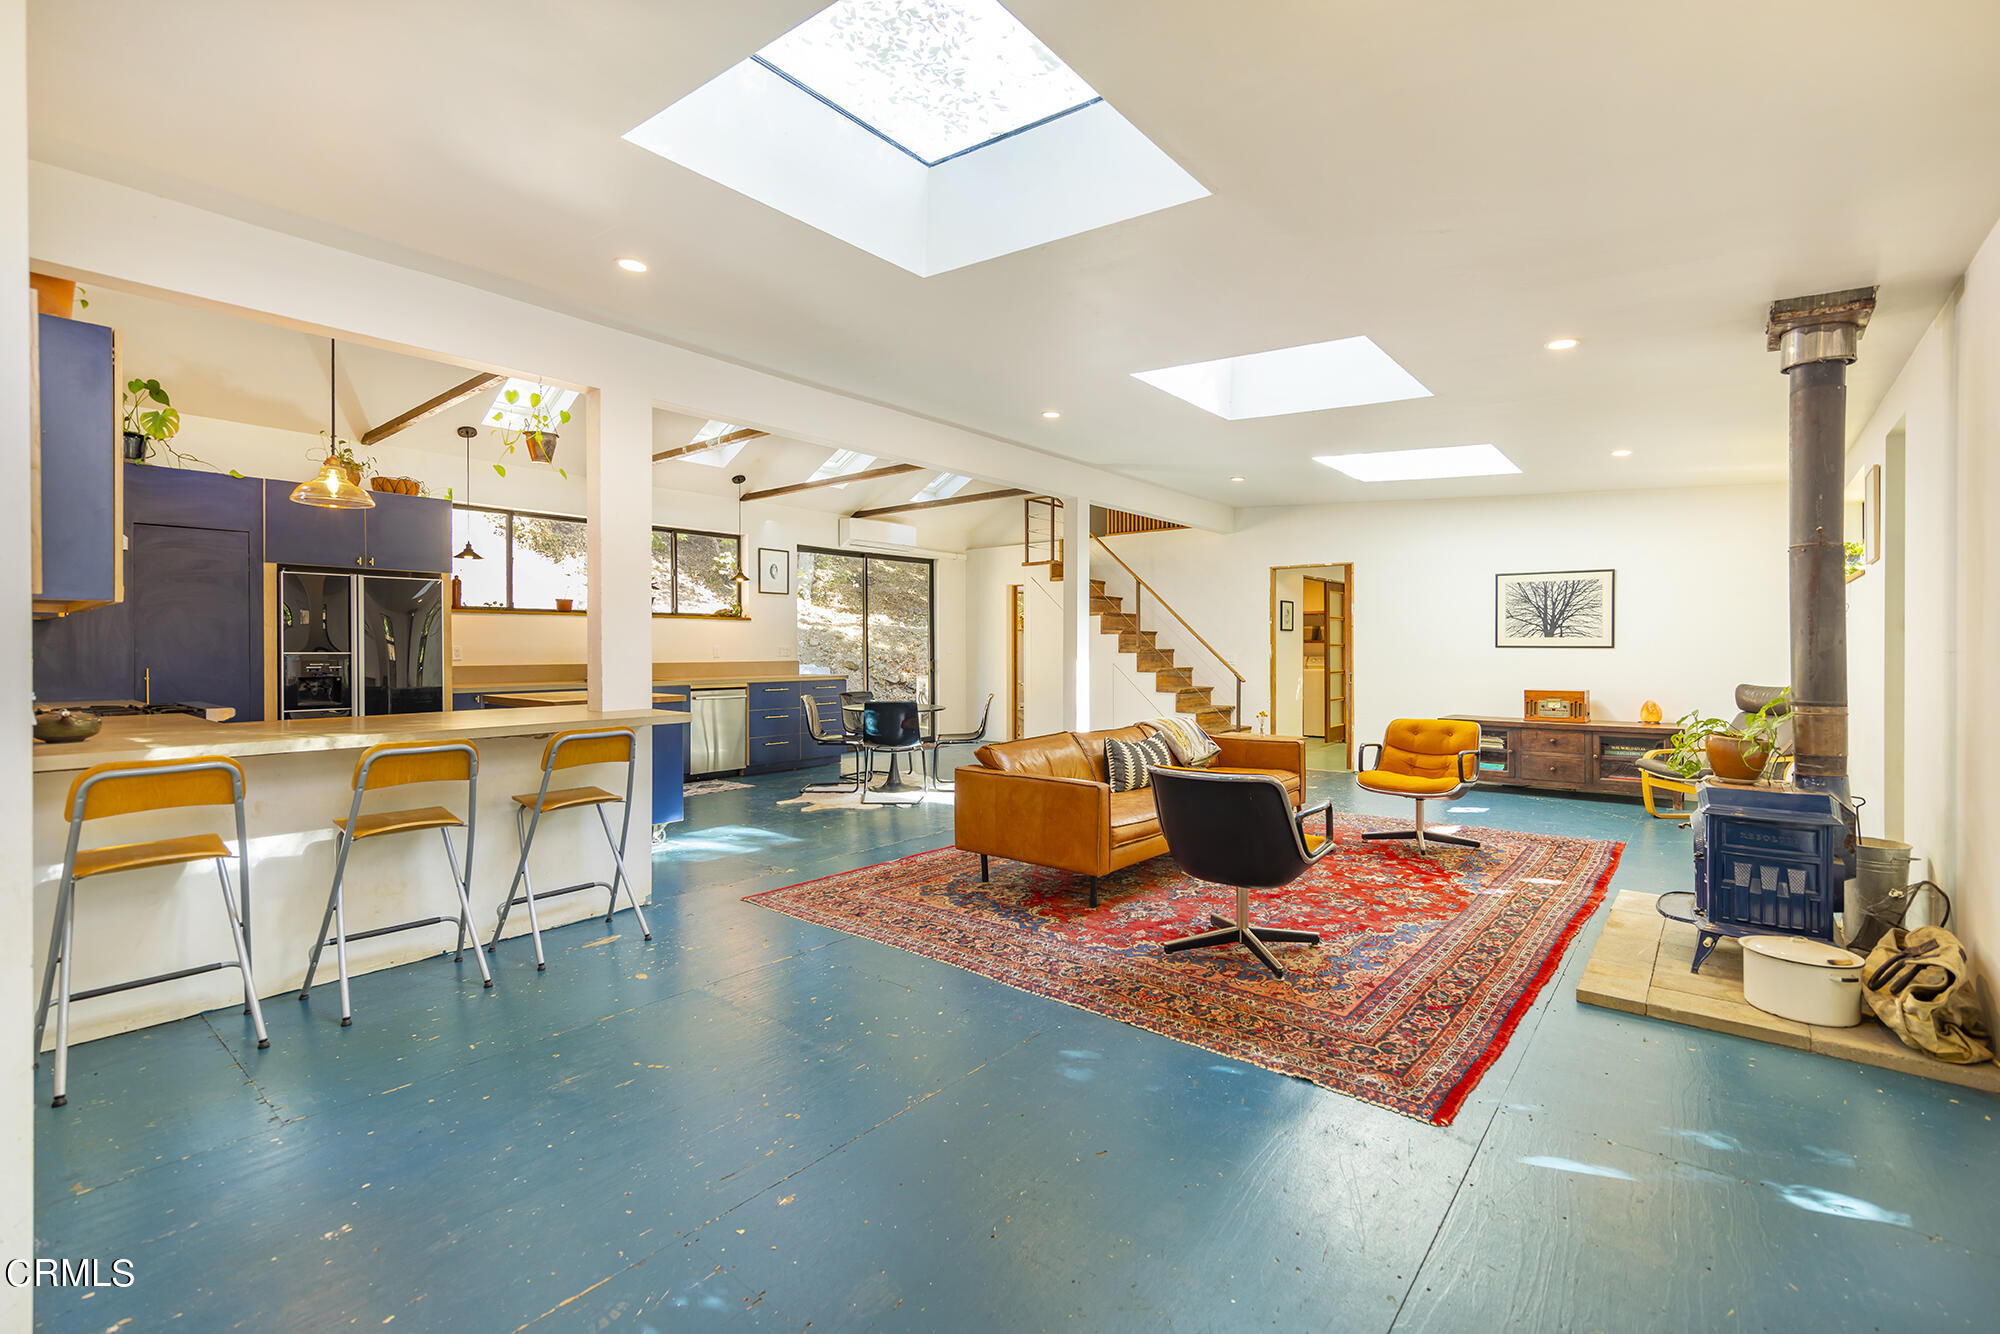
[334, 806, 465, 840]
[73, 833, 231, 880]
[511, 785, 620, 813]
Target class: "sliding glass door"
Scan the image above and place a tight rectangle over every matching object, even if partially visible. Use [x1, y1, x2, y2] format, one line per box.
[796, 548, 933, 700]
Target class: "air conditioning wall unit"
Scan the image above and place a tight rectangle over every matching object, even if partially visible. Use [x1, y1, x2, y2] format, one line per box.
[837, 517, 918, 551]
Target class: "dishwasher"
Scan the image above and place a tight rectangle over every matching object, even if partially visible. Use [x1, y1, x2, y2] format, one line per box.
[687, 686, 748, 776]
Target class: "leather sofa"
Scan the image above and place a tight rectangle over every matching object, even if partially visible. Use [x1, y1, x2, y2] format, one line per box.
[953, 725, 1307, 905]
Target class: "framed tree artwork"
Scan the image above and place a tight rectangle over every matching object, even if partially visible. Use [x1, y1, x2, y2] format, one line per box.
[756, 547, 790, 595]
[1495, 569, 1615, 648]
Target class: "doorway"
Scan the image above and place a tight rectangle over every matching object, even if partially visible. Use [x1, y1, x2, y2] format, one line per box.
[1008, 583, 1025, 739]
[1269, 563, 1352, 770]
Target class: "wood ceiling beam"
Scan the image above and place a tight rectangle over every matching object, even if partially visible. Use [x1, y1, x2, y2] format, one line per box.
[740, 463, 919, 503]
[652, 428, 767, 463]
[849, 487, 1030, 519]
[359, 372, 505, 447]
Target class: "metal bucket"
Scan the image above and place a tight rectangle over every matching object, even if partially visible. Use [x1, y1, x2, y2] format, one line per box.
[1842, 837, 1915, 946]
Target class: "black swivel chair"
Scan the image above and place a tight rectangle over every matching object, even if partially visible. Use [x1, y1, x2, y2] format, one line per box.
[1151, 768, 1329, 980]
[801, 695, 864, 795]
[860, 700, 926, 805]
[926, 692, 994, 790]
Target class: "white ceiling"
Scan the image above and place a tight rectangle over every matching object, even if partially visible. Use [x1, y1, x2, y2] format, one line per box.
[27, 1, 2000, 509]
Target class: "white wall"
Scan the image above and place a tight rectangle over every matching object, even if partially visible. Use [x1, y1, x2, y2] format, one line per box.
[1272, 567, 1307, 735]
[1954, 218, 2000, 1018]
[979, 485, 1791, 750]
[1, 0, 31, 1316]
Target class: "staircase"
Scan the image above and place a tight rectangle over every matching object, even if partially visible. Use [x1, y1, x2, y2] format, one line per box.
[1090, 578, 1243, 735]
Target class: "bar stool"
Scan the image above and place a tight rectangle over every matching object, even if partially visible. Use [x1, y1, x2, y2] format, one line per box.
[486, 728, 652, 970]
[34, 757, 270, 1108]
[300, 740, 491, 1026]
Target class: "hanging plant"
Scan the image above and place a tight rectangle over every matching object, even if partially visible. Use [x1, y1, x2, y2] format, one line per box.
[488, 385, 570, 478]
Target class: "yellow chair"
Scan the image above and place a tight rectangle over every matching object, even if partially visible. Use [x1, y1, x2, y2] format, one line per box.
[300, 741, 491, 1027]
[487, 728, 652, 971]
[35, 757, 270, 1107]
[1354, 719, 1484, 853]
[1638, 749, 1698, 818]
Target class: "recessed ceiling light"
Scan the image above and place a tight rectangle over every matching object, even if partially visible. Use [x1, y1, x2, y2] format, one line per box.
[1611, 449, 1633, 457]
[616, 257, 649, 273]
[1229, 475, 1246, 483]
[1133, 336, 1430, 420]
[1041, 410, 1061, 419]
[1544, 337, 1579, 351]
[1314, 444, 1521, 483]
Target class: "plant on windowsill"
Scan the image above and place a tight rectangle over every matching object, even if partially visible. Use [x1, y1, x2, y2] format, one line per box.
[1662, 686, 1791, 782]
[488, 387, 570, 476]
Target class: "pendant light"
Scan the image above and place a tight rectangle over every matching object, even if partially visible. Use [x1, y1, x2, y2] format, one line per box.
[731, 474, 751, 583]
[454, 425, 483, 559]
[290, 338, 375, 509]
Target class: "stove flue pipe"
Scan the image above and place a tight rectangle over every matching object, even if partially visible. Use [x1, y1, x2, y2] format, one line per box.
[1766, 287, 1876, 799]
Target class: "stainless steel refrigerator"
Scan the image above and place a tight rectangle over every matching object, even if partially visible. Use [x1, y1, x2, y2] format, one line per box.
[279, 570, 446, 720]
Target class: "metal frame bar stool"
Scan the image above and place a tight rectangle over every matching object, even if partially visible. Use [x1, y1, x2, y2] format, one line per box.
[301, 740, 491, 1026]
[35, 757, 270, 1107]
[486, 727, 651, 970]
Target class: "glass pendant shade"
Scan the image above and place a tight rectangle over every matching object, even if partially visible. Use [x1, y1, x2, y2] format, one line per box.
[289, 460, 376, 509]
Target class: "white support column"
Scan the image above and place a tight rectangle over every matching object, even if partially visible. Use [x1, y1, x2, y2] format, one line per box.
[1, 0, 33, 1320]
[585, 386, 655, 902]
[1060, 496, 1092, 732]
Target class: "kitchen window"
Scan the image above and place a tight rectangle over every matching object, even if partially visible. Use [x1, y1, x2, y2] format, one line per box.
[651, 528, 743, 616]
[452, 507, 744, 616]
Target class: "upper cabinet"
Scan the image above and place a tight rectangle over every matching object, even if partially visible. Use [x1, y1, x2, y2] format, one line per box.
[363, 491, 450, 573]
[263, 481, 449, 573]
[33, 313, 122, 616]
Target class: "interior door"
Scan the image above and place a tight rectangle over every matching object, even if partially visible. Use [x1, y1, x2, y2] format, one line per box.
[1008, 584, 1025, 740]
[132, 523, 252, 715]
[1322, 573, 1349, 746]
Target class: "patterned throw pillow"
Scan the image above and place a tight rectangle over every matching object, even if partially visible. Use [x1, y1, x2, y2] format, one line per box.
[1104, 734, 1174, 792]
[1143, 716, 1220, 768]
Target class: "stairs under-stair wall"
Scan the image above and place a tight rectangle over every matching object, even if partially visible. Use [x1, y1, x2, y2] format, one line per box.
[1088, 576, 1244, 736]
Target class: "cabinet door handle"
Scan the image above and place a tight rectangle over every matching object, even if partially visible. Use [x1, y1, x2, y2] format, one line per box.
[355, 556, 362, 566]
[369, 557, 376, 566]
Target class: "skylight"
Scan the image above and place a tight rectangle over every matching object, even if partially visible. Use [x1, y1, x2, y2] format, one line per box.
[912, 471, 974, 502]
[1314, 444, 1521, 483]
[808, 449, 877, 486]
[486, 379, 579, 432]
[1132, 337, 1431, 421]
[755, 0, 1100, 165]
[681, 419, 751, 467]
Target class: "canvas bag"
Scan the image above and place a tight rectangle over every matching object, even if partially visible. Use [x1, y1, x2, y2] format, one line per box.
[1861, 926, 1994, 1064]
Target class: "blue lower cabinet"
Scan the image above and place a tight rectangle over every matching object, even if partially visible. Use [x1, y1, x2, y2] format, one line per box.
[451, 691, 487, 710]
[748, 733, 800, 768]
[651, 720, 687, 825]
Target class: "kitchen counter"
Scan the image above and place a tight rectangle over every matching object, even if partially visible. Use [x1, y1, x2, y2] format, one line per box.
[452, 662, 847, 692]
[479, 691, 688, 708]
[31, 704, 688, 773]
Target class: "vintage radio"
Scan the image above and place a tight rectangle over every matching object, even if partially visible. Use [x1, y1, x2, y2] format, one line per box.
[1524, 690, 1589, 723]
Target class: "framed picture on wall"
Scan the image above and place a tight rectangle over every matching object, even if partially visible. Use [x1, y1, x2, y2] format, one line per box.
[1279, 600, 1295, 632]
[1495, 569, 1615, 648]
[756, 547, 790, 595]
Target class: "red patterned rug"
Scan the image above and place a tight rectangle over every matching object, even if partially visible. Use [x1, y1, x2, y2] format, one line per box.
[746, 815, 1621, 1124]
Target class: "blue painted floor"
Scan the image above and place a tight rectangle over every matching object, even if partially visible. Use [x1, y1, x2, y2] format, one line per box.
[31, 762, 2000, 1331]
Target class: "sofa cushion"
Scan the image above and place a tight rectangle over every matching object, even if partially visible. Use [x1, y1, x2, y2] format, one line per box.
[1208, 765, 1304, 802]
[1104, 734, 1173, 792]
[1108, 788, 1161, 846]
[1143, 716, 1221, 767]
[1074, 725, 1152, 782]
[974, 732, 1097, 780]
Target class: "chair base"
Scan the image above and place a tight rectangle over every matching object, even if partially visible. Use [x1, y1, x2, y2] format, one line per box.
[1162, 913, 1321, 979]
[1361, 828, 1480, 850]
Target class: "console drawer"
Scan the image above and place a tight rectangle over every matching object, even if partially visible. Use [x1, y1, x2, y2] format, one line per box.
[1517, 752, 1590, 786]
[1519, 727, 1589, 757]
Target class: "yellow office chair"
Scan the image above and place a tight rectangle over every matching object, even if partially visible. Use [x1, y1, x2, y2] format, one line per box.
[1354, 719, 1483, 853]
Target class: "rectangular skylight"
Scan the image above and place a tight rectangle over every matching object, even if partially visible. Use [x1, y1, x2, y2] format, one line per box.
[756, 0, 1101, 165]
[1132, 337, 1431, 421]
[808, 449, 877, 487]
[912, 471, 974, 502]
[681, 419, 751, 467]
[486, 379, 579, 432]
[1314, 444, 1521, 482]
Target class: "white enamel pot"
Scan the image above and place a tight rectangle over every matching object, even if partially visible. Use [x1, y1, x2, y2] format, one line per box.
[1740, 935, 1865, 1027]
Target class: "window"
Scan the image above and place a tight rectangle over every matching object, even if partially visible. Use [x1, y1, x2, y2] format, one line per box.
[807, 449, 876, 486]
[653, 528, 743, 615]
[911, 471, 973, 502]
[797, 547, 933, 698]
[682, 420, 752, 468]
[755, 0, 1101, 165]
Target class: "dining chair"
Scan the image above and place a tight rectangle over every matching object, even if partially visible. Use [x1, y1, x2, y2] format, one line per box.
[927, 693, 994, 790]
[860, 701, 926, 805]
[801, 694, 865, 795]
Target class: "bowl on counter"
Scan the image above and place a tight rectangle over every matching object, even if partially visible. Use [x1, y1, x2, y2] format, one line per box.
[34, 708, 102, 744]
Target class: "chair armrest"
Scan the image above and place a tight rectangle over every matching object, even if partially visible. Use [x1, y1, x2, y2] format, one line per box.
[1458, 750, 1479, 784]
[1212, 733, 1304, 777]
[952, 766, 1112, 875]
[1357, 742, 1382, 773]
[1293, 799, 1336, 862]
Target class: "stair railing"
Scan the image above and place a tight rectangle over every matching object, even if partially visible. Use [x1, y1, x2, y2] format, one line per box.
[1091, 535, 1246, 727]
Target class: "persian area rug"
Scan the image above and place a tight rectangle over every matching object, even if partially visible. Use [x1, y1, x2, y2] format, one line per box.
[747, 815, 1621, 1124]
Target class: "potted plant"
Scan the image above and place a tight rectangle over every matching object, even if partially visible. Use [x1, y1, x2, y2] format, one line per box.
[1663, 687, 1791, 782]
[488, 386, 570, 471]
[122, 378, 181, 462]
